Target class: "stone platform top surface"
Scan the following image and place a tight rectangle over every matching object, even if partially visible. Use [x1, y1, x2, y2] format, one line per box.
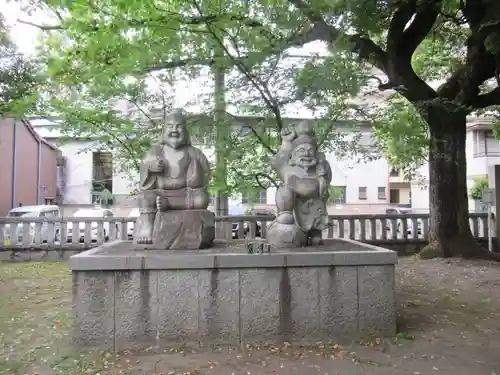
[69, 239, 397, 271]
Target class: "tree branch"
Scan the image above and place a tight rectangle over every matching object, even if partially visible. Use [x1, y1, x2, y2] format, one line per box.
[20, 3, 326, 79]
[255, 173, 279, 189]
[75, 115, 141, 171]
[471, 86, 500, 109]
[144, 21, 325, 74]
[288, 0, 437, 101]
[16, 19, 63, 30]
[384, 0, 440, 100]
[191, 0, 286, 132]
[227, 113, 277, 155]
[436, 65, 465, 99]
[438, 0, 498, 107]
[387, 0, 417, 56]
[123, 97, 157, 128]
[287, 0, 388, 72]
[229, 166, 279, 189]
[401, 0, 441, 58]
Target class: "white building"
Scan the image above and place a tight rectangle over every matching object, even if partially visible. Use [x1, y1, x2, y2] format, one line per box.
[405, 116, 499, 212]
[30, 115, 498, 215]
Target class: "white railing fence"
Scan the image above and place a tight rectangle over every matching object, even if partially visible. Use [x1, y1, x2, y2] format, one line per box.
[0, 213, 489, 252]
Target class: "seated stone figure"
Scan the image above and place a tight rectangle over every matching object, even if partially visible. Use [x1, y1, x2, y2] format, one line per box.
[268, 121, 333, 248]
[134, 110, 215, 249]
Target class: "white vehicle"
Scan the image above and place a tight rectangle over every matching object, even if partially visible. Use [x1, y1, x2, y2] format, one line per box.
[385, 208, 423, 237]
[4, 205, 61, 244]
[127, 208, 140, 240]
[66, 208, 117, 242]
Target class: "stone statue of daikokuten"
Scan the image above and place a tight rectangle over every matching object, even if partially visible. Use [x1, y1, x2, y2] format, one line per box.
[267, 121, 333, 248]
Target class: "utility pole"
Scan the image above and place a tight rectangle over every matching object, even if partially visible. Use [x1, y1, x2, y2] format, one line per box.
[212, 43, 230, 238]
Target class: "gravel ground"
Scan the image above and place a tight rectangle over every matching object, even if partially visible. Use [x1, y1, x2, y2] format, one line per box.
[2, 257, 500, 375]
[102, 257, 500, 375]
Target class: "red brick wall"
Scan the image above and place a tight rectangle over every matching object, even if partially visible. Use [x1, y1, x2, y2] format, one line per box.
[14, 120, 38, 207]
[0, 119, 14, 215]
[0, 118, 59, 215]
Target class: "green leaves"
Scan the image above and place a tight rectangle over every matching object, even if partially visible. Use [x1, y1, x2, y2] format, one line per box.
[47, 87, 170, 177]
[373, 93, 429, 180]
[0, 14, 41, 117]
[469, 177, 488, 201]
[23, 0, 465, 199]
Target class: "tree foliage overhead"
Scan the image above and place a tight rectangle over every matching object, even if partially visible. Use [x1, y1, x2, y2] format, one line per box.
[19, 0, 376, 197]
[18, 0, 500, 139]
[0, 13, 39, 117]
[18, 0, 500, 258]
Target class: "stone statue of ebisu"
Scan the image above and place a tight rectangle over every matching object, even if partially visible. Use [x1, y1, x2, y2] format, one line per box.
[133, 109, 215, 249]
[267, 121, 333, 248]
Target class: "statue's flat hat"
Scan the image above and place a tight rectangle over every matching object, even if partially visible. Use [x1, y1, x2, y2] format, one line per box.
[292, 134, 317, 147]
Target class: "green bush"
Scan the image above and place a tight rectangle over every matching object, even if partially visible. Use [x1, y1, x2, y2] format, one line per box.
[470, 177, 489, 201]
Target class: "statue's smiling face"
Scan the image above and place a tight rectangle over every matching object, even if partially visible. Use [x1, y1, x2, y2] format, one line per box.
[291, 143, 317, 168]
[163, 120, 188, 149]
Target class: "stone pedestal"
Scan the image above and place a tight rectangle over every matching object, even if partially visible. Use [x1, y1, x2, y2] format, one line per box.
[152, 210, 215, 250]
[70, 239, 397, 350]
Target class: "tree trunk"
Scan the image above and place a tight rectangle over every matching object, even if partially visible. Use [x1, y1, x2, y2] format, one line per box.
[419, 109, 498, 259]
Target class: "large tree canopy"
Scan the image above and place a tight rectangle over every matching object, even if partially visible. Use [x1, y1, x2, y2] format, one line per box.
[19, 0, 375, 199]
[0, 13, 39, 117]
[19, 0, 500, 258]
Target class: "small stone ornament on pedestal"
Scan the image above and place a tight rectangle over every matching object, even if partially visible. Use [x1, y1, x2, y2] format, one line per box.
[267, 121, 333, 248]
[245, 238, 271, 254]
[133, 110, 215, 250]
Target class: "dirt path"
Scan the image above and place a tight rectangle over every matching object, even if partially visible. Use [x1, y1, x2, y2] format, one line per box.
[114, 257, 500, 375]
[2, 257, 500, 375]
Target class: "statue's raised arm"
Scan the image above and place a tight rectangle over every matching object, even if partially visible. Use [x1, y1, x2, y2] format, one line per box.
[270, 126, 296, 179]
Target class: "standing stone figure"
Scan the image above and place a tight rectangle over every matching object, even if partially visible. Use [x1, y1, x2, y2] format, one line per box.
[134, 110, 215, 249]
[267, 121, 333, 248]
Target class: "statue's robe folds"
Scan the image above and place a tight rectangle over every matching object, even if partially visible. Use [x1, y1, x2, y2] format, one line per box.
[138, 144, 210, 210]
[134, 144, 214, 250]
[285, 174, 330, 233]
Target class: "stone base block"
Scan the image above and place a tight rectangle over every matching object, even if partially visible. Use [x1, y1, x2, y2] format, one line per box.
[267, 222, 307, 248]
[70, 239, 397, 350]
[152, 209, 215, 250]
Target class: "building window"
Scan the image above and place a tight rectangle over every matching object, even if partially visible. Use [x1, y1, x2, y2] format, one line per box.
[389, 168, 399, 177]
[257, 191, 267, 204]
[330, 185, 346, 204]
[390, 189, 400, 204]
[485, 130, 500, 155]
[358, 186, 367, 200]
[377, 187, 386, 200]
[92, 151, 113, 204]
[242, 191, 267, 204]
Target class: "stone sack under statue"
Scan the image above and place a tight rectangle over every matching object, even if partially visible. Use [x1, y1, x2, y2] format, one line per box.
[133, 110, 215, 250]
